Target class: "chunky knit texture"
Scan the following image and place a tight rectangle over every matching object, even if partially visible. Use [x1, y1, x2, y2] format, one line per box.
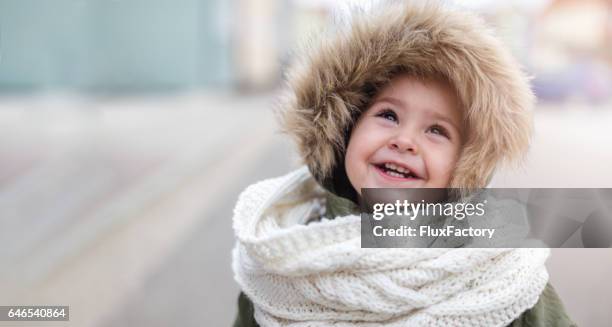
[232, 168, 550, 327]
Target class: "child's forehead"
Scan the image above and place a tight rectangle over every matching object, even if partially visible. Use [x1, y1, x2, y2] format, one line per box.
[379, 74, 456, 97]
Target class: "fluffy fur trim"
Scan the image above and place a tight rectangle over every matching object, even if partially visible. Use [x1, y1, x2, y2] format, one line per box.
[279, 1, 534, 195]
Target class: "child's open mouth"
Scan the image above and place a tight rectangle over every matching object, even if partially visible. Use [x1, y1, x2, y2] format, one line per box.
[374, 162, 421, 180]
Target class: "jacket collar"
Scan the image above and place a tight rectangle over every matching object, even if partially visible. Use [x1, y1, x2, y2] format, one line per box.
[325, 190, 360, 219]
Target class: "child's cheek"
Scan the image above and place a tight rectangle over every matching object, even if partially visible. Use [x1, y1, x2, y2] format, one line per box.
[443, 152, 461, 186]
[426, 148, 455, 186]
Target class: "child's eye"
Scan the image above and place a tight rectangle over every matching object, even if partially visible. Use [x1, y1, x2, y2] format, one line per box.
[375, 109, 398, 123]
[427, 124, 450, 139]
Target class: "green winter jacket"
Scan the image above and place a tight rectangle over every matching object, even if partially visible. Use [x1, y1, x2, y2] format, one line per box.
[232, 192, 577, 327]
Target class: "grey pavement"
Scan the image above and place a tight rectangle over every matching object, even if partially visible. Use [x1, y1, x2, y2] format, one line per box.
[100, 135, 295, 327]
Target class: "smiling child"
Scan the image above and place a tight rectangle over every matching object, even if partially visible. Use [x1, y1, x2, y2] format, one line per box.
[231, 2, 575, 326]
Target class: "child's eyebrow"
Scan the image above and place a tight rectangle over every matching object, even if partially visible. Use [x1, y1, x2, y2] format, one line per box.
[375, 96, 405, 108]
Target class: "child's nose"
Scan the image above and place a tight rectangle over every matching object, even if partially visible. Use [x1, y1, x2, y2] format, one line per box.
[388, 132, 419, 154]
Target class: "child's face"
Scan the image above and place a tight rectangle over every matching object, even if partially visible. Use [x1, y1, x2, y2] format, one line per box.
[345, 74, 463, 194]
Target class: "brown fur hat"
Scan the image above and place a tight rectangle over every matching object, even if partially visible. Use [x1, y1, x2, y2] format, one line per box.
[279, 1, 534, 199]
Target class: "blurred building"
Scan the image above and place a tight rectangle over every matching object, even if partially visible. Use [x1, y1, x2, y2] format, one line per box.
[0, 0, 233, 93]
[0, 0, 382, 94]
[530, 0, 612, 103]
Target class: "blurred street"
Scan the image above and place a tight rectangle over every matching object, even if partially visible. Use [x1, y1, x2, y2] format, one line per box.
[0, 95, 611, 326]
[0, 0, 610, 326]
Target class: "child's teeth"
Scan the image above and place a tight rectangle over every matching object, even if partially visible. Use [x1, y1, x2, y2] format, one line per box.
[390, 171, 405, 178]
[383, 162, 409, 174]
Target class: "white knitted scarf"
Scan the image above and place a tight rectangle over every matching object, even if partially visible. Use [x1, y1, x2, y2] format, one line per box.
[232, 167, 550, 327]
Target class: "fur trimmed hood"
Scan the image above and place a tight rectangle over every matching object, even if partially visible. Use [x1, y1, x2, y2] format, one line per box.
[279, 1, 534, 199]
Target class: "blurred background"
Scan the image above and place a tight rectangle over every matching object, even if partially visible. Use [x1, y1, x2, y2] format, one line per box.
[0, 0, 610, 326]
